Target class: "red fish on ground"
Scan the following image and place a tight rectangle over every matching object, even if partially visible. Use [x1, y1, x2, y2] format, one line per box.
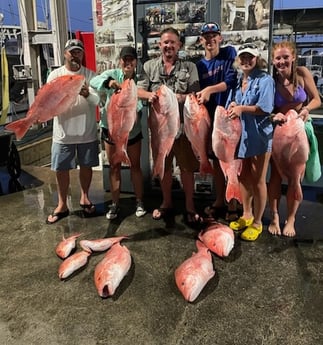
[94, 242, 131, 298]
[175, 240, 215, 302]
[55, 233, 83, 259]
[212, 105, 242, 203]
[184, 93, 213, 175]
[272, 109, 309, 201]
[107, 78, 137, 166]
[5, 74, 85, 140]
[58, 250, 91, 280]
[149, 85, 180, 180]
[198, 222, 235, 257]
[79, 236, 128, 253]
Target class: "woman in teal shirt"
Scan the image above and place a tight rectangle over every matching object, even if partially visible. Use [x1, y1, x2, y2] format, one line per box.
[90, 46, 146, 220]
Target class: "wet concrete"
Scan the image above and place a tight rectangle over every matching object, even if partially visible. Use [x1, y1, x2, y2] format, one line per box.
[0, 165, 323, 345]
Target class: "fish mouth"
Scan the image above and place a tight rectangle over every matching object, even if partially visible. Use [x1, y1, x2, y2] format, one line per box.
[100, 285, 110, 298]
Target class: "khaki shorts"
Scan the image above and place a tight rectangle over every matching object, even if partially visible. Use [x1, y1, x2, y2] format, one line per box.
[165, 134, 199, 172]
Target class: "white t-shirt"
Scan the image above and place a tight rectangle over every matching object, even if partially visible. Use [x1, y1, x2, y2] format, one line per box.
[47, 66, 99, 144]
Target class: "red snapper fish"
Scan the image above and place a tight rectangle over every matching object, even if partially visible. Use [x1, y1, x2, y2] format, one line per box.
[58, 250, 91, 280]
[184, 93, 213, 175]
[55, 233, 83, 259]
[94, 242, 131, 298]
[5, 74, 85, 140]
[79, 235, 128, 253]
[198, 222, 235, 257]
[219, 159, 242, 203]
[149, 85, 180, 179]
[107, 78, 137, 166]
[272, 109, 309, 201]
[212, 105, 242, 203]
[175, 240, 215, 303]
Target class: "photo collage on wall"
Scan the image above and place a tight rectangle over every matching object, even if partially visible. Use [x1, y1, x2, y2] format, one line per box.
[144, 0, 208, 62]
[93, 0, 136, 74]
[220, 0, 271, 65]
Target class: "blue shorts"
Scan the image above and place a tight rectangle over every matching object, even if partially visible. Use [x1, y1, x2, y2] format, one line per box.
[51, 141, 100, 171]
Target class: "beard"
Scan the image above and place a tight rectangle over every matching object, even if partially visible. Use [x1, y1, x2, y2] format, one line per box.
[70, 57, 81, 69]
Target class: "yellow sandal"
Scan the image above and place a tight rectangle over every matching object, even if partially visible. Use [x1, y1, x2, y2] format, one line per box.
[241, 224, 263, 241]
[229, 217, 254, 231]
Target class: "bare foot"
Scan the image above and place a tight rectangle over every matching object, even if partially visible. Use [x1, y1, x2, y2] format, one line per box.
[268, 212, 281, 235]
[282, 221, 296, 237]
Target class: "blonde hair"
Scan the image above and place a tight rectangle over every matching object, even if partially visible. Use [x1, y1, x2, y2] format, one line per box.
[272, 41, 298, 86]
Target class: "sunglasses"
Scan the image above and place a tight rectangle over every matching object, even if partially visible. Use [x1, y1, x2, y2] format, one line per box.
[238, 43, 258, 50]
[201, 23, 221, 34]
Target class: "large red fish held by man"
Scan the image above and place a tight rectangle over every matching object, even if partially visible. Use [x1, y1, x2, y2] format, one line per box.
[212, 105, 242, 203]
[107, 78, 137, 166]
[184, 93, 213, 175]
[175, 240, 215, 303]
[272, 109, 309, 201]
[5, 74, 85, 140]
[149, 84, 180, 180]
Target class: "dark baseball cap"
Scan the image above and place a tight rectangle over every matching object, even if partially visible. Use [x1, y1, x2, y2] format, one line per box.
[201, 22, 221, 35]
[120, 46, 137, 59]
[64, 39, 84, 52]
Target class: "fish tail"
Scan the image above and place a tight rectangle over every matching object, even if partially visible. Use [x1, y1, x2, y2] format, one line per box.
[5, 118, 33, 140]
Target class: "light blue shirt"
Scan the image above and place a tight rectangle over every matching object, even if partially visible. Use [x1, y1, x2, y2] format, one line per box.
[233, 69, 275, 158]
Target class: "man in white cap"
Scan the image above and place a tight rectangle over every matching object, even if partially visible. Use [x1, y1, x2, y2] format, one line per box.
[46, 39, 100, 224]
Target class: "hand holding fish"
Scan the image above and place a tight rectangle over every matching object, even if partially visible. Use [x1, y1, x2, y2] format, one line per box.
[108, 79, 121, 90]
[196, 87, 211, 104]
[298, 106, 310, 122]
[228, 103, 242, 119]
[80, 83, 90, 98]
[271, 112, 286, 125]
[148, 91, 158, 103]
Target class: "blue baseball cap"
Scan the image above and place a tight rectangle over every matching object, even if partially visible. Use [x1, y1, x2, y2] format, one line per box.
[201, 22, 221, 35]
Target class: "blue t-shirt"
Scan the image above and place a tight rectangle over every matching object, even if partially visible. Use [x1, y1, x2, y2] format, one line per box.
[233, 69, 275, 158]
[196, 45, 237, 119]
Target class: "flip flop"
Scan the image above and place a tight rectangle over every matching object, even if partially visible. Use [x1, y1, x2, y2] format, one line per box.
[152, 207, 174, 220]
[183, 211, 204, 230]
[46, 209, 69, 225]
[80, 203, 96, 216]
[241, 224, 263, 241]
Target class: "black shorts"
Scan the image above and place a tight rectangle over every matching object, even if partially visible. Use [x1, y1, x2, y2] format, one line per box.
[101, 127, 143, 146]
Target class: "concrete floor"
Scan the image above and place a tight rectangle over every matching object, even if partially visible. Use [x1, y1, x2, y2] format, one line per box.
[0, 165, 323, 345]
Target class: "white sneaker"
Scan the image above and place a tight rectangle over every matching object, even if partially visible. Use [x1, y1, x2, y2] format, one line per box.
[106, 203, 119, 220]
[135, 201, 147, 218]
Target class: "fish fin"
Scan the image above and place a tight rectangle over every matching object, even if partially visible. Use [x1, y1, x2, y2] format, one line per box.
[5, 118, 33, 140]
